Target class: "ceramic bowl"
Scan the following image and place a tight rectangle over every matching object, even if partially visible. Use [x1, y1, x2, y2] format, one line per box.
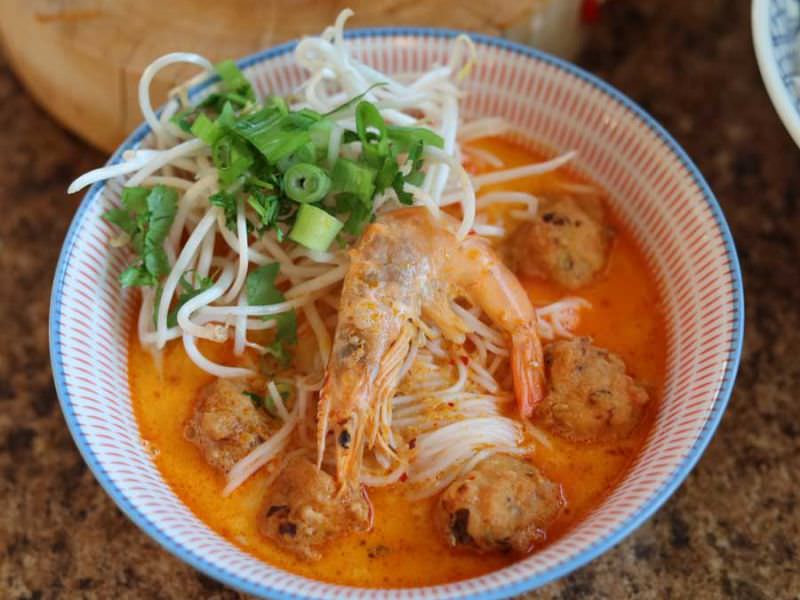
[50, 29, 743, 599]
[753, 0, 800, 146]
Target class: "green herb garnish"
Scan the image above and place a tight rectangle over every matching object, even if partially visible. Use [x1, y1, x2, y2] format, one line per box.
[283, 163, 331, 204]
[168, 272, 215, 327]
[243, 391, 278, 418]
[289, 204, 344, 251]
[103, 185, 178, 287]
[164, 65, 444, 257]
[245, 263, 297, 365]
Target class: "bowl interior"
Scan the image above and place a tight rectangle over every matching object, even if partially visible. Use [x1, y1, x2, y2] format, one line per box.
[50, 31, 743, 599]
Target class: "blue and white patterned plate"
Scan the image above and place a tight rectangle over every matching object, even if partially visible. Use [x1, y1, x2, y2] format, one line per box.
[753, 0, 800, 146]
[50, 29, 744, 599]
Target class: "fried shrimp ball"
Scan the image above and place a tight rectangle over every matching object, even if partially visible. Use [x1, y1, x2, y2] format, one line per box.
[257, 456, 372, 560]
[184, 378, 275, 473]
[435, 455, 564, 554]
[539, 338, 649, 442]
[507, 196, 611, 289]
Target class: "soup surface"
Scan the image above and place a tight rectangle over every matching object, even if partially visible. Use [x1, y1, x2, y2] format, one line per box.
[131, 137, 666, 587]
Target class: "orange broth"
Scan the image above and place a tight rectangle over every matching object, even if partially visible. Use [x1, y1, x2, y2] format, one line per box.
[130, 137, 666, 587]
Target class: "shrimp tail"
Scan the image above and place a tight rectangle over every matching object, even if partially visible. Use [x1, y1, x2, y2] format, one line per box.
[511, 325, 545, 418]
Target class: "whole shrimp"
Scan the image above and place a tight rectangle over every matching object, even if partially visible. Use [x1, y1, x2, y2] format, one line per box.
[318, 207, 544, 487]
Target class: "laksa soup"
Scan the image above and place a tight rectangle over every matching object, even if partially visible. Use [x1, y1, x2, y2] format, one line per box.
[71, 11, 664, 588]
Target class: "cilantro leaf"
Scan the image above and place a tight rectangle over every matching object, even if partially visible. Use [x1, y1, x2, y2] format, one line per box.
[103, 208, 137, 237]
[209, 191, 238, 231]
[245, 264, 297, 365]
[120, 265, 156, 287]
[143, 186, 178, 279]
[102, 185, 177, 288]
[248, 190, 281, 231]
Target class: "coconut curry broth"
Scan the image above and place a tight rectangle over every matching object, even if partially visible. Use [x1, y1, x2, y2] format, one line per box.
[130, 138, 666, 587]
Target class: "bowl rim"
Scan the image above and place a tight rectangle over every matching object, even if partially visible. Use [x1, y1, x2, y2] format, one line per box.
[752, 0, 800, 147]
[49, 26, 744, 599]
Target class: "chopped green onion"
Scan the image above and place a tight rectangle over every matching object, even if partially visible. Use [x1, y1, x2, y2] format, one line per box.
[284, 163, 331, 204]
[190, 113, 223, 145]
[331, 158, 375, 206]
[309, 119, 334, 153]
[291, 108, 323, 124]
[355, 101, 389, 167]
[356, 101, 387, 141]
[392, 172, 414, 205]
[217, 101, 237, 130]
[277, 143, 315, 172]
[387, 125, 445, 150]
[289, 204, 343, 251]
[264, 96, 289, 116]
[231, 108, 312, 164]
[214, 59, 255, 103]
[170, 109, 195, 133]
[374, 154, 399, 194]
[323, 82, 388, 118]
[212, 135, 254, 186]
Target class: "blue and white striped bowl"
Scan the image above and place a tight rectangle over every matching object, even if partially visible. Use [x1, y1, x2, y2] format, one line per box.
[49, 30, 744, 599]
[753, 0, 800, 146]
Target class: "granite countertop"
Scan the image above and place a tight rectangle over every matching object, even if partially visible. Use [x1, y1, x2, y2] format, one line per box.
[1, 2, 798, 598]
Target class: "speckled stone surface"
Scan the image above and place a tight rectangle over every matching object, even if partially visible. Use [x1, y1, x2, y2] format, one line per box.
[1, 1, 798, 598]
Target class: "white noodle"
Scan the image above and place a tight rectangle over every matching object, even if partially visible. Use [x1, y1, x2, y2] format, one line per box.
[68, 152, 158, 193]
[183, 334, 254, 379]
[233, 292, 247, 355]
[218, 198, 249, 305]
[267, 381, 291, 422]
[303, 301, 332, 368]
[458, 117, 511, 141]
[138, 52, 214, 138]
[472, 151, 576, 189]
[223, 414, 296, 495]
[176, 262, 235, 341]
[126, 139, 208, 187]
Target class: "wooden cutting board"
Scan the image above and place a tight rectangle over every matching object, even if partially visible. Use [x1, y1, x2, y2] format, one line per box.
[0, 0, 586, 152]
